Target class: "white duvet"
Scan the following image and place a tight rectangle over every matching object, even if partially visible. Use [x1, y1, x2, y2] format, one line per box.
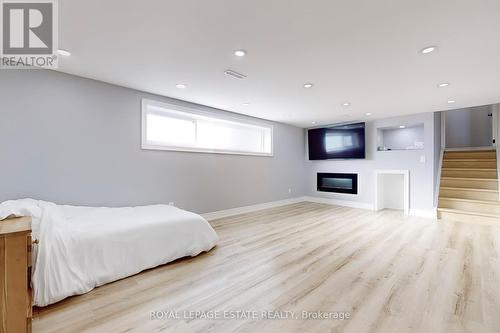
[0, 199, 218, 306]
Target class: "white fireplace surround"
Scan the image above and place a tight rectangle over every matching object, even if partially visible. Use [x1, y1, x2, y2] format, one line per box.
[374, 169, 410, 215]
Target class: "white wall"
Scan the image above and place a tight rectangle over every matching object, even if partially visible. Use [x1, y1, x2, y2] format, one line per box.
[445, 105, 493, 148]
[305, 112, 438, 213]
[496, 104, 500, 145]
[433, 112, 442, 205]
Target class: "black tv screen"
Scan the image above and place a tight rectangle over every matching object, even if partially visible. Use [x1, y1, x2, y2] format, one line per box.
[308, 122, 366, 160]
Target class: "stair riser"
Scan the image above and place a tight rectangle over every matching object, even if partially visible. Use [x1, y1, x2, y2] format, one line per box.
[440, 178, 498, 190]
[438, 211, 500, 224]
[442, 161, 497, 169]
[439, 199, 500, 214]
[439, 189, 499, 201]
[441, 170, 497, 179]
[444, 151, 496, 159]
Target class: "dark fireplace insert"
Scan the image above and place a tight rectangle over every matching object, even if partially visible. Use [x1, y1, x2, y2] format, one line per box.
[317, 173, 358, 194]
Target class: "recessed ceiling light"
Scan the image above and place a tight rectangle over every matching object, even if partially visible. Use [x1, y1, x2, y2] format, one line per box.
[242, 102, 250, 106]
[57, 49, 71, 56]
[447, 100, 456, 104]
[311, 121, 317, 125]
[342, 102, 351, 107]
[175, 83, 187, 89]
[234, 49, 247, 57]
[438, 82, 450, 88]
[421, 46, 436, 54]
[303, 83, 314, 88]
[399, 125, 406, 129]
[365, 112, 372, 116]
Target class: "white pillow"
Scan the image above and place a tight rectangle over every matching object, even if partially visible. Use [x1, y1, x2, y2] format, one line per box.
[0, 198, 42, 220]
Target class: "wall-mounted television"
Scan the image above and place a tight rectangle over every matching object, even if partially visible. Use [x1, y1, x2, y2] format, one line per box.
[308, 122, 366, 160]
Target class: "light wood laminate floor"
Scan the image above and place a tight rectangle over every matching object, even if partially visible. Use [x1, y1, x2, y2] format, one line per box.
[33, 202, 500, 333]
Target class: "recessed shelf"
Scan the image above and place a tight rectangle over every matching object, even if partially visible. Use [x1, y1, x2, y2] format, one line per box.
[377, 148, 425, 151]
[377, 124, 425, 151]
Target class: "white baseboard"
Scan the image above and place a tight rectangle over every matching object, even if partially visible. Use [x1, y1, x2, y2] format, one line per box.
[303, 196, 374, 210]
[409, 208, 438, 219]
[202, 196, 437, 221]
[202, 197, 305, 221]
[306, 196, 437, 219]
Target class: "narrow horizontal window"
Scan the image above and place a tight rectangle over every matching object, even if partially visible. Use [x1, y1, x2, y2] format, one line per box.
[142, 99, 273, 156]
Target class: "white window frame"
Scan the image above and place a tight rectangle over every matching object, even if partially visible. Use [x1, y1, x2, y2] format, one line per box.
[141, 99, 274, 156]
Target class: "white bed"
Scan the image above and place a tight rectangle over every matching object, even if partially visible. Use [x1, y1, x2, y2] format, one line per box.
[0, 199, 218, 306]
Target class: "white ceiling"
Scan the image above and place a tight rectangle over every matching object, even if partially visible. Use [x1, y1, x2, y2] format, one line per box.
[57, 0, 500, 128]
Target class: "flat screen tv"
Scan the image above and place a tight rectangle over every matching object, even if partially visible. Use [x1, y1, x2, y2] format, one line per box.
[308, 122, 366, 160]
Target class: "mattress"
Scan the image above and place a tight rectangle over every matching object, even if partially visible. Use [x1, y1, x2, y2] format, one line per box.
[0, 199, 218, 306]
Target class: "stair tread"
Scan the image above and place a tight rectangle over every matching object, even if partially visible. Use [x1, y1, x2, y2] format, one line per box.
[438, 207, 500, 218]
[439, 197, 500, 205]
[440, 187, 499, 193]
[443, 159, 497, 162]
[445, 149, 495, 152]
[445, 150, 496, 153]
[441, 177, 498, 181]
[442, 168, 497, 171]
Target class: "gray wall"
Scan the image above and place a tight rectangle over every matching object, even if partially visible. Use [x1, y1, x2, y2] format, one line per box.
[445, 105, 493, 148]
[0, 70, 305, 214]
[305, 112, 438, 212]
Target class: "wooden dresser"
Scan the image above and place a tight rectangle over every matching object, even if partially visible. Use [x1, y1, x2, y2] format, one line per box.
[0, 217, 32, 333]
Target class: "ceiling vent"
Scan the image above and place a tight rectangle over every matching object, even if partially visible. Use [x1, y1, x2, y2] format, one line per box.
[224, 69, 247, 79]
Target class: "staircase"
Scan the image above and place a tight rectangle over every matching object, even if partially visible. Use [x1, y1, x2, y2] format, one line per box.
[438, 149, 500, 224]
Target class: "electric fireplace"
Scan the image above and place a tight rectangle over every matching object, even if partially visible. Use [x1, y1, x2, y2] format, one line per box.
[317, 173, 358, 194]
